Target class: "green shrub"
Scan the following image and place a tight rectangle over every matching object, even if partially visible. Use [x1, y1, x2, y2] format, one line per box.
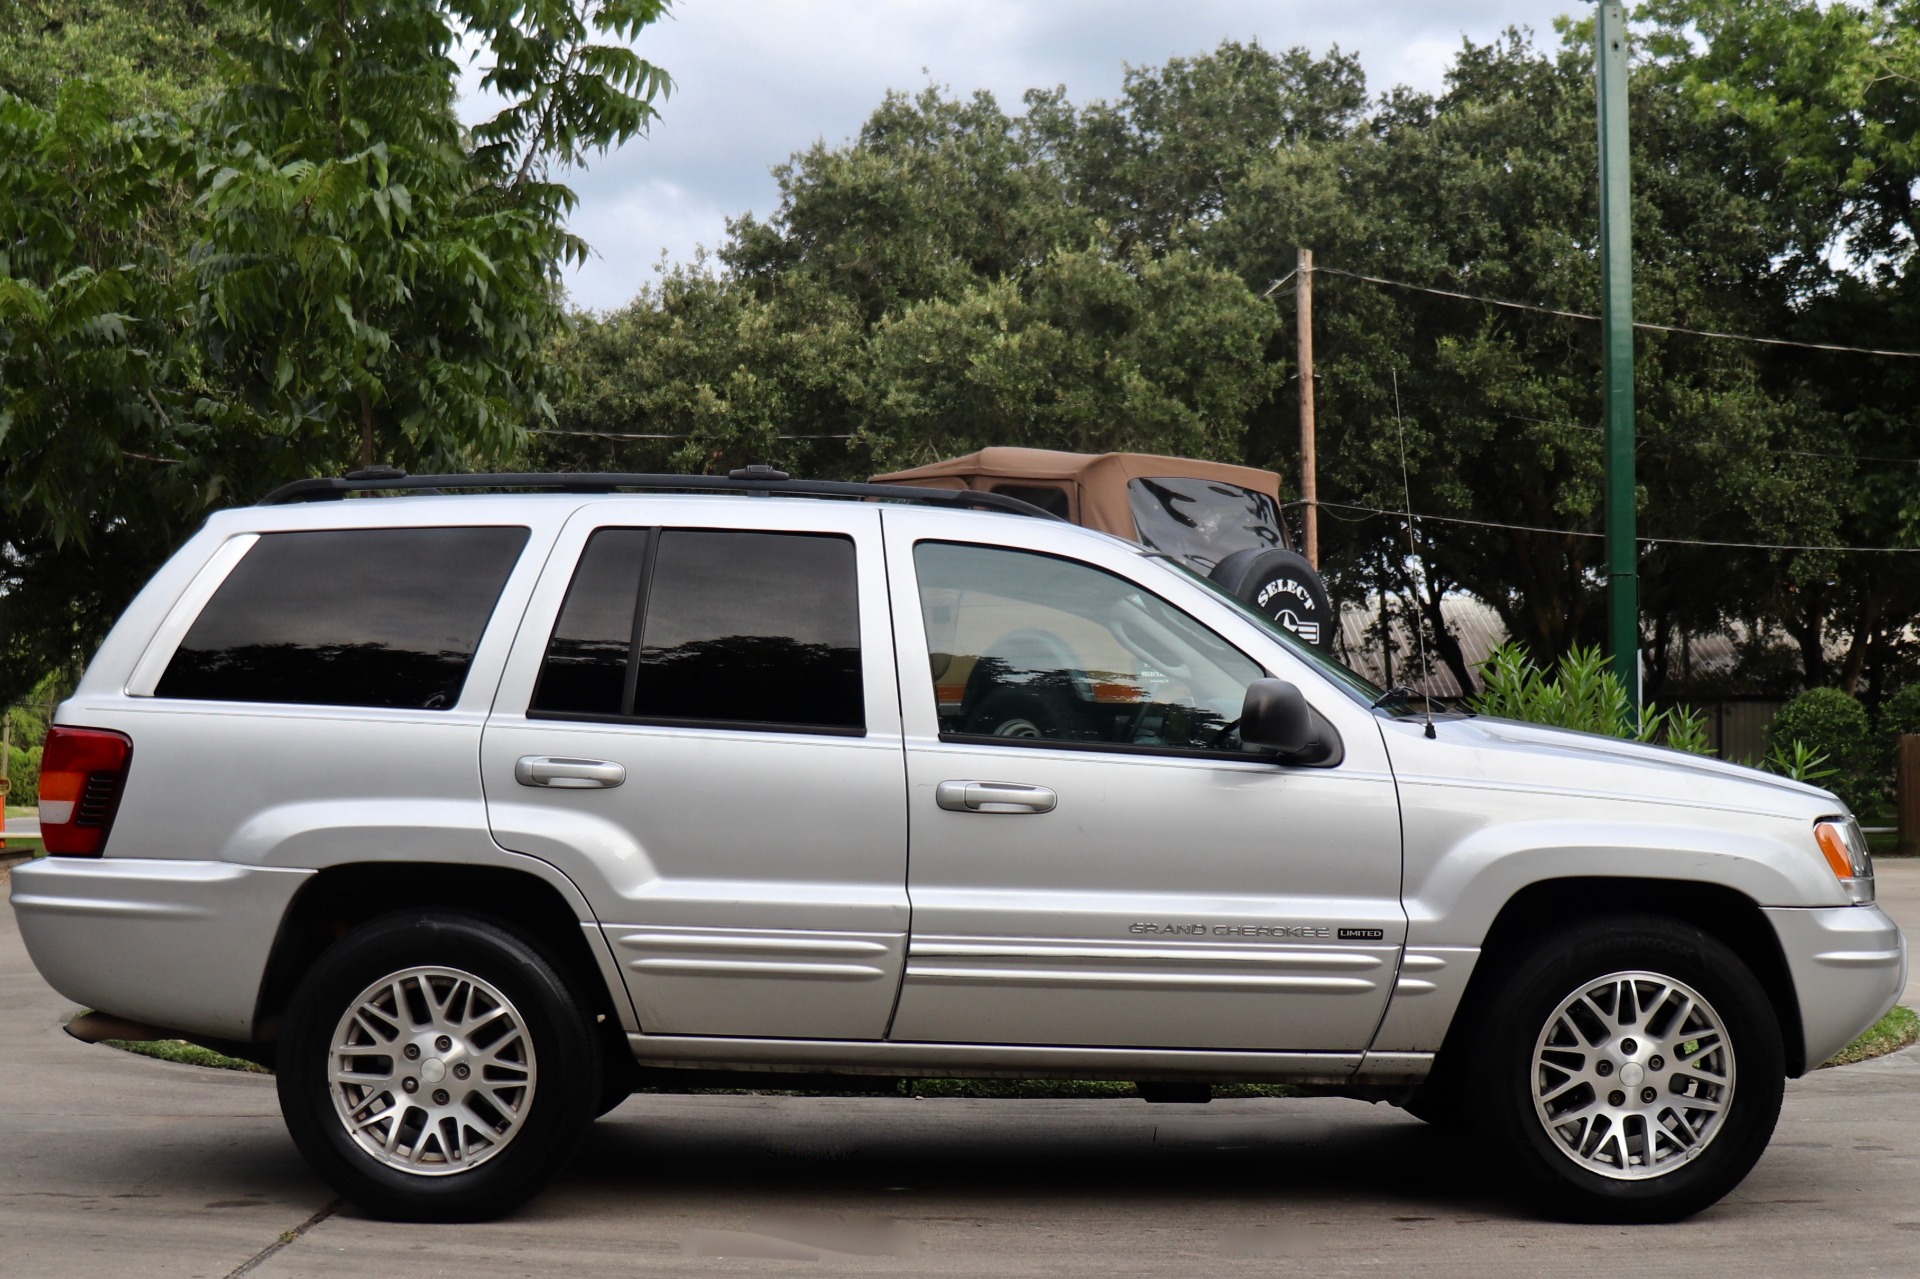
[1473, 643, 1710, 753]
[5, 743, 41, 806]
[1876, 685, 1920, 784]
[1766, 687, 1874, 812]
[4, 703, 47, 806]
[1881, 686, 1920, 740]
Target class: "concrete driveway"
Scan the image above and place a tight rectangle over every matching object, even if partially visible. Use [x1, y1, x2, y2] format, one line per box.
[3, 858, 1918, 1278]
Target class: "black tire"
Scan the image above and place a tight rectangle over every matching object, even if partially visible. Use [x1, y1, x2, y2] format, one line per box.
[1458, 915, 1784, 1223]
[276, 911, 602, 1222]
[963, 686, 1077, 740]
[1209, 548, 1334, 651]
[596, 1024, 638, 1119]
[1397, 1077, 1464, 1131]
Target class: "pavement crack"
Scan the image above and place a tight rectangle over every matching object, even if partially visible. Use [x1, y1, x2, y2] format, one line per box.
[222, 1200, 340, 1278]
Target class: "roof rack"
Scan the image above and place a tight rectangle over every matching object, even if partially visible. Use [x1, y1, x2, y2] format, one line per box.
[256, 467, 1065, 521]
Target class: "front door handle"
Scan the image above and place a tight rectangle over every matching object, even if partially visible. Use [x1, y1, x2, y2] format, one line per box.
[935, 780, 1057, 814]
[515, 756, 627, 789]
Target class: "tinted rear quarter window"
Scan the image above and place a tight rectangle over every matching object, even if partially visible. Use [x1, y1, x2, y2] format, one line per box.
[156, 526, 529, 710]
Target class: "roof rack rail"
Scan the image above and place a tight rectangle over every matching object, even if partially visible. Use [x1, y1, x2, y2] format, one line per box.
[256, 469, 1065, 521]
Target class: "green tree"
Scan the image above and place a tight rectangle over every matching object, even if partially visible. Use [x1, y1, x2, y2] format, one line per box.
[0, 0, 254, 114]
[549, 76, 1281, 478]
[197, 0, 673, 471]
[543, 28, 1920, 708]
[1640, 1, 1920, 700]
[0, 82, 213, 698]
[1, 0, 676, 708]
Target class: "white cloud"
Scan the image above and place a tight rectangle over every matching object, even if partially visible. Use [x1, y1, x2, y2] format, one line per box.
[459, 1, 1581, 311]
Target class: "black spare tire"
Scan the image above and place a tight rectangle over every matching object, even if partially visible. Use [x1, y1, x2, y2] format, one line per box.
[1209, 547, 1334, 651]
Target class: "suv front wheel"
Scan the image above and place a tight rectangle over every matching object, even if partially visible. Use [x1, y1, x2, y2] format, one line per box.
[275, 911, 602, 1221]
[1462, 915, 1784, 1222]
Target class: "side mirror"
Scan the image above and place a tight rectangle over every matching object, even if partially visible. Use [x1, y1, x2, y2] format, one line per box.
[1240, 678, 1313, 757]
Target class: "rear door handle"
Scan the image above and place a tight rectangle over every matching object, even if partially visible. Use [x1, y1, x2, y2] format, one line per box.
[935, 780, 1057, 814]
[515, 756, 626, 789]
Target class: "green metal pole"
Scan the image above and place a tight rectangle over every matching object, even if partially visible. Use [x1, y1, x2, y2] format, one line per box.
[1596, 2, 1639, 704]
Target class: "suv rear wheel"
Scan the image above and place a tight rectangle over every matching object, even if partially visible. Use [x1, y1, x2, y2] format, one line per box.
[276, 911, 601, 1221]
[1461, 915, 1784, 1222]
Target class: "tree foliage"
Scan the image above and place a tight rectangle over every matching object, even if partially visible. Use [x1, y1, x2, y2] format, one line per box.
[197, 0, 673, 470]
[550, 16, 1913, 708]
[0, 0, 254, 114]
[0, 0, 674, 706]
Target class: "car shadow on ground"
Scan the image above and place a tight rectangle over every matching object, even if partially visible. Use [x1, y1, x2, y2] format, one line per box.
[558, 1096, 1525, 1222]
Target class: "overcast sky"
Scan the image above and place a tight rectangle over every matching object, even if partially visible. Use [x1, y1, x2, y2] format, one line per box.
[463, 1, 1583, 313]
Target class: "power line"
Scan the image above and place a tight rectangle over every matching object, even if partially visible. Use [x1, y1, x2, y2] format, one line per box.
[1258, 268, 1299, 300]
[1316, 266, 1920, 360]
[1391, 397, 1920, 467]
[1301, 499, 1920, 555]
[532, 428, 854, 442]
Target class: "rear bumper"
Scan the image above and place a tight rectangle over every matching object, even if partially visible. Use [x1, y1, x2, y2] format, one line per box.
[9, 857, 311, 1041]
[1764, 903, 1907, 1070]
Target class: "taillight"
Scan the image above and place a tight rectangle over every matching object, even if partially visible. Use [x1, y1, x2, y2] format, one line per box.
[38, 727, 133, 857]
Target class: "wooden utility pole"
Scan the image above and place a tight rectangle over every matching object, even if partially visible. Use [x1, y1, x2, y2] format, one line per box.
[1900, 735, 1920, 857]
[1296, 247, 1319, 569]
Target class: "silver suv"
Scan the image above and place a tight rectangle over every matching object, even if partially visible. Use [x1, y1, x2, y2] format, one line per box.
[10, 471, 1904, 1224]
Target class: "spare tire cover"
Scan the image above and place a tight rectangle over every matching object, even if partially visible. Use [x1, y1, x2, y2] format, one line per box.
[1209, 548, 1335, 652]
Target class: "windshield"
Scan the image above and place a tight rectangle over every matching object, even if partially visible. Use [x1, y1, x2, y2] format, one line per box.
[1149, 553, 1387, 708]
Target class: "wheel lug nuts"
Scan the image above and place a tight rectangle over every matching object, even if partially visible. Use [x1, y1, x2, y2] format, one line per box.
[402, 1078, 419, 1094]
[432, 1089, 450, 1106]
[454, 1064, 470, 1080]
[1641, 1087, 1658, 1104]
[1620, 1039, 1638, 1055]
[1609, 1090, 1626, 1107]
[1596, 1061, 1614, 1077]
[1649, 1055, 1664, 1071]
[403, 1045, 420, 1060]
[436, 1036, 452, 1052]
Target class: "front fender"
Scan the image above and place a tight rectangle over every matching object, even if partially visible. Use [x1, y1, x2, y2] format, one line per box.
[1399, 787, 1844, 951]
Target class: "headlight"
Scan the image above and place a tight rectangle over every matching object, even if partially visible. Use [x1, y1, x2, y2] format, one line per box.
[1814, 816, 1875, 904]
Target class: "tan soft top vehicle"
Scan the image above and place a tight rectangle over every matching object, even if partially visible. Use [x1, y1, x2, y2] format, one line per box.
[874, 448, 1334, 649]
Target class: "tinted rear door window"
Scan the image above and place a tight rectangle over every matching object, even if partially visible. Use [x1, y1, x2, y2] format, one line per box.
[157, 527, 529, 709]
[530, 528, 864, 733]
[531, 529, 651, 718]
[635, 531, 862, 731]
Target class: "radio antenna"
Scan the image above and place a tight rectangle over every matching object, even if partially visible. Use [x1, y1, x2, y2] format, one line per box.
[1392, 368, 1438, 739]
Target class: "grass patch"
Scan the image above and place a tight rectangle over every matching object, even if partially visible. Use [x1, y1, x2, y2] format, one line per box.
[1822, 1005, 1919, 1067]
[3, 805, 35, 819]
[101, 1038, 271, 1074]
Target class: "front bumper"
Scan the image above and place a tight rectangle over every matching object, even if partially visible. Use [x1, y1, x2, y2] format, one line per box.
[1764, 903, 1907, 1070]
[10, 857, 311, 1041]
